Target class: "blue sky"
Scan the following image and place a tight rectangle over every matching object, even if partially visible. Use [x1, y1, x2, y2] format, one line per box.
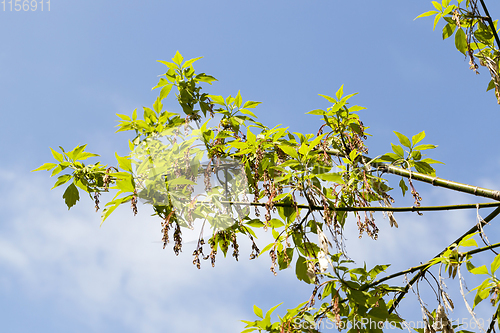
[1, 1, 500, 332]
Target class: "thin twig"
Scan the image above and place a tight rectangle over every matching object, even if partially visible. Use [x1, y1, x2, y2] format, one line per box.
[209, 200, 500, 212]
[478, 0, 500, 49]
[388, 206, 500, 313]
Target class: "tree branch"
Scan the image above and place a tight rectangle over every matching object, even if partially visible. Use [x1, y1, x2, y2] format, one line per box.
[479, 0, 500, 50]
[325, 149, 500, 201]
[215, 200, 500, 212]
[366, 241, 500, 290]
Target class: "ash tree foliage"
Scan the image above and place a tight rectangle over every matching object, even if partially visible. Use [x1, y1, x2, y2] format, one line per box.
[33, 0, 500, 332]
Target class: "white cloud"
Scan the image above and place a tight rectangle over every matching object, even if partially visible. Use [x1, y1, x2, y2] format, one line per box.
[0, 172, 283, 332]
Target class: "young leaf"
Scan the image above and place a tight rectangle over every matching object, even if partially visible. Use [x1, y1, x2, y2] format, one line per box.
[413, 144, 437, 151]
[455, 28, 467, 55]
[160, 84, 173, 101]
[242, 101, 261, 109]
[50, 147, 64, 163]
[279, 144, 299, 160]
[469, 265, 488, 275]
[420, 158, 444, 165]
[335, 85, 344, 100]
[442, 23, 456, 39]
[315, 173, 344, 184]
[295, 256, 313, 284]
[391, 143, 405, 158]
[52, 174, 72, 189]
[414, 10, 439, 20]
[182, 56, 203, 69]
[431, 1, 442, 11]
[399, 178, 408, 196]
[234, 90, 242, 108]
[32, 163, 57, 172]
[433, 13, 443, 30]
[63, 183, 80, 209]
[172, 51, 184, 65]
[411, 131, 426, 146]
[264, 303, 283, 320]
[491, 253, 500, 273]
[414, 161, 436, 176]
[318, 94, 337, 103]
[394, 131, 411, 148]
[253, 305, 263, 319]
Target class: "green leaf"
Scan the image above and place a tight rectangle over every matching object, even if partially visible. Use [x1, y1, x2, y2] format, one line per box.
[253, 305, 263, 319]
[182, 56, 203, 68]
[414, 161, 435, 176]
[394, 131, 411, 148]
[413, 144, 437, 151]
[455, 28, 467, 55]
[159, 84, 173, 101]
[116, 113, 131, 121]
[172, 51, 183, 65]
[473, 279, 492, 308]
[349, 105, 366, 112]
[433, 13, 443, 30]
[335, 85, 344, 100]
[168, 177, 196, 186]
[52, 174, 72, 189]
[431, 1, 443, 11]
[318, 94, 336, 103]
[242, 101, 261, 109]
[77, 152, 100, 161]
[487, 79, 496, 92]
[459, 239, 477, 248]
[157, 60, 177, 70]
[115, 153, 132, 173]
[411, 131, 426, 145]
[414, 10, 439, 20]
[153, 96, 163, 113]
[234, 91, 242, 108]
[315, 173, 344, 184]
[264, 303, 283, 319]
[469, 265, 488, 275]
[239, 108, 257, 117]
[63, 183, 80, 209]
[391, 143, 405, 158]
[420, 158, 444, 164]
[196, 73, 217, 85]
[208, 95, 225, 106]
[442, 23, 456, 39]
[246, 219, 265, 228]
[32, 163, 57, 172]
[491, 253, 500, 273]
[306, 109, 326, 115]
[410, 150, 422, 160]
[50, 147, 64, 163]
[377, 153, 400, 162]
[399, 178, 408, 196]
[269, 219, 285, 228]
[279, 144, 299, 160]
[101, 197, 131, 225]
[296, 256, 313, 284]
